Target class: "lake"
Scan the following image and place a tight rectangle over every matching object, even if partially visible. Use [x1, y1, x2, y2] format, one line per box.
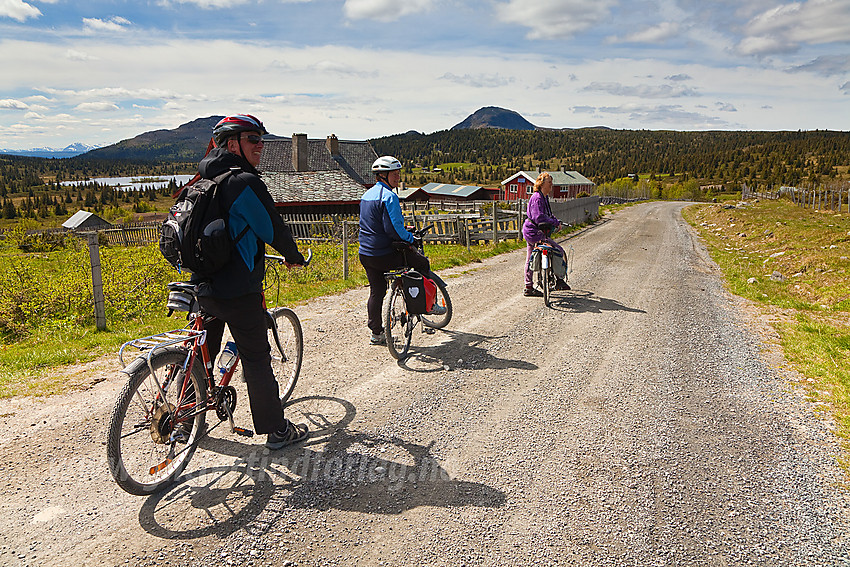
[60, 175, 196, 191]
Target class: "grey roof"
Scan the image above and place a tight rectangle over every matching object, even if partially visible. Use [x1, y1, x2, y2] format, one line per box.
[259, 138, 377, 186]
[397, 187, 429, 200]
[62, 210, 111, 230]
[421, 183, 487, 198]
[550, 170, 594, 186]
[502, 170, 594, 186]
[263, 171, 366, 204]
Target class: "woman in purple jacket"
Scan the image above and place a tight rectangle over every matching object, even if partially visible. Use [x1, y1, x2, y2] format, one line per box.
[521, 172, 570, 296]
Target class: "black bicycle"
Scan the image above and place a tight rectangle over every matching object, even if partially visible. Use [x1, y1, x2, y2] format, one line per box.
[382, 224, 452, 360]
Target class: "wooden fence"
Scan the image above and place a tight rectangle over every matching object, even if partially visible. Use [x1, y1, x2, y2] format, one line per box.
[20, 197, 600, 248]
[743, 183, 850, 213]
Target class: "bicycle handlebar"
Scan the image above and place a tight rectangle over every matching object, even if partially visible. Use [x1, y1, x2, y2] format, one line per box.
[266, 248, 312, 267]
[412, 224, 435, 238]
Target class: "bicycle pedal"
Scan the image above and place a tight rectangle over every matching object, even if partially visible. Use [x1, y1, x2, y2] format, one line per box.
[233, 427, 254, 437]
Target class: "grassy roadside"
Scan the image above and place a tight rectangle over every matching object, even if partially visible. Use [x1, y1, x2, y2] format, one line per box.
[0, 238, 528, 398]
[682, 198, 850, 466]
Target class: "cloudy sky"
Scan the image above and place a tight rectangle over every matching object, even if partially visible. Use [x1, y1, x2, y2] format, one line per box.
[1, 0, 849, 149]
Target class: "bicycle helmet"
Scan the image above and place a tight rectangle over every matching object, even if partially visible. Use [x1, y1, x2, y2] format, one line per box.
[213, 114, 268, 147]
[371, 156, 402, 172]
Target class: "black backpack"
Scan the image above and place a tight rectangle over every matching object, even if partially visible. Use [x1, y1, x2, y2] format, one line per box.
[159, 169, 249, 275]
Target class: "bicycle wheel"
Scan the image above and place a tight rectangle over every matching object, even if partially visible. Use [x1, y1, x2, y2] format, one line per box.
[383, 281, 412, 360]
[267, 307, 303, 404]
[106, 347, 208, 496]
[542, 266, 551, 307]
[421, 278, 452, 329]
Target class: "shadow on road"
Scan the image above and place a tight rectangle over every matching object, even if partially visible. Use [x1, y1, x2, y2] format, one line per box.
[547, 289, 647, 315]
[137, 395, 505, 540]
[398, 329, 539, 373]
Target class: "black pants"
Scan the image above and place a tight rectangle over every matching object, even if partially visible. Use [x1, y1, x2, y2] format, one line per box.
[360, 250, 431, 335]
[198, 293, 285, 435]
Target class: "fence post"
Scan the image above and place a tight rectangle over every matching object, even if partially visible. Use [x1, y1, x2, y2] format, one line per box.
[87, 232, 107, 330]
[492, 205, 497, 245]
[342, 221, 349, 280]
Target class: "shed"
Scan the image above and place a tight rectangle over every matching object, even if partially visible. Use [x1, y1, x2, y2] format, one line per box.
[62, 210, 112, 231]
[420, 183, 497, 201]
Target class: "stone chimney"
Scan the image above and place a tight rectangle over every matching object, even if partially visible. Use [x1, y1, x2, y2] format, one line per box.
[292, 133, 308, 172]
[325, 134, 340, 156]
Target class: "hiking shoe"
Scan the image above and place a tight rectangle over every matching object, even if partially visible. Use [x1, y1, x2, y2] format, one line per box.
[523, 287, 543, 297]
[370, 332, 386, 345]
[265, 420, 309, 450]
[427, 303, 447, 315]
[554, 279, 571, 291]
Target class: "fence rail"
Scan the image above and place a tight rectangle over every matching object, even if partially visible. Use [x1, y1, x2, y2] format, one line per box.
[743, 183, 850, 213]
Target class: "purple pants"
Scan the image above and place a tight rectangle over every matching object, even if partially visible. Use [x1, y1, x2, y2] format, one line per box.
[525, 238, 566, 288]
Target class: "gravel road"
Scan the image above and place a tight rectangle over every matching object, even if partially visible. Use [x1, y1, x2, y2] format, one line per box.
[1, 201, 848, 566]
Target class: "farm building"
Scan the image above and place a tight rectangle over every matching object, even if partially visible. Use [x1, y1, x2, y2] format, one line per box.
[62, 210, 112, 231]
[397, 186, 431, 201]
[419, 183, 500, 202]
[501, 167, 595, 200]
[259, 133, 378, 215]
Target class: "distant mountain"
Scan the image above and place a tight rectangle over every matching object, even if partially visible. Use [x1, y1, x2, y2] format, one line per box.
[451, 107, 538, 131]
[81, 116, 225, 162]
[0, 143, 101, 158]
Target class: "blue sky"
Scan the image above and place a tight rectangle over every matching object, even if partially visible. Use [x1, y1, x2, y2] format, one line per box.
[1, 0, 849, 150]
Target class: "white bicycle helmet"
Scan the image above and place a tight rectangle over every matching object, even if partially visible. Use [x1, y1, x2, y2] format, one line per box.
[371, 156, 402, 172]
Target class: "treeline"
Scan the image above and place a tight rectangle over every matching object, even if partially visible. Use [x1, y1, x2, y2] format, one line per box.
[1, 180, 179, 221]
[0, 154, 194, 193]
[372, 128, 850, 187]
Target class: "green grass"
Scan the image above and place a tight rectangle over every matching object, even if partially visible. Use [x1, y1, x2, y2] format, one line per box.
[684, 198, 850, 466]
[0, 238, 526, 398]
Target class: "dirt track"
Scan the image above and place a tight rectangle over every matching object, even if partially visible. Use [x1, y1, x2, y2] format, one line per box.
[1, 201, 848, 566]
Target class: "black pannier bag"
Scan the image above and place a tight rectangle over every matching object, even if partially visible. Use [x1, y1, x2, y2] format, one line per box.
[401, 271, 427, 314]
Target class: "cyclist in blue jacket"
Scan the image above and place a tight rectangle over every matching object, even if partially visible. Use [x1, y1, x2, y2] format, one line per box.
[192, 114, 308, 450]
[359, 156, 440, 345]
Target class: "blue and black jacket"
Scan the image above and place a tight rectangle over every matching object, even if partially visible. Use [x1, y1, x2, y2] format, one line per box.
[358, 181, 414, 257]
[192, 147, 304, 298]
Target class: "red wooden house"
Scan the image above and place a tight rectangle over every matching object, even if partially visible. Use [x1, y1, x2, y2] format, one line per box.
[501, 167, 595, 200]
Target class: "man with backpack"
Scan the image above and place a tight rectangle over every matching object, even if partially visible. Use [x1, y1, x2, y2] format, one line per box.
[191, 114, 309, 450]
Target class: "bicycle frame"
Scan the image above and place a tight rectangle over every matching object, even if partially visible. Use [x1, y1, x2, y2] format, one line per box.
[118, 311, 241, 445]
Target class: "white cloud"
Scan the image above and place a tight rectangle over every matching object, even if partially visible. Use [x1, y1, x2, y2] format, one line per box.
[494, 0, 616, 40]
[595, 103, 731, 127]
[0, 98, 29, 110]
[344, 0, 435, 21]
[841, 81, 850, 94]
[75, 101, 121, 112]
[583, 82, 699, 98]
[440, 73, 515, 88]
[737, 0, 850, 56]
[735, 35, 795, 57]
[789, 55, 850, 77]
[65, 49, 99, 62]
[82, 16, 132, 33]
[0, 0, 41, 22]
[715, 102, 737, 112]
[665, 74, 692, 82]
[609, 22, 682, 44]
[157, 0, 249, 8]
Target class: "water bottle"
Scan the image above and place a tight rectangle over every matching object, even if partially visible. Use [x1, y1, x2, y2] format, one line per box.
[218, 341, 238, 375]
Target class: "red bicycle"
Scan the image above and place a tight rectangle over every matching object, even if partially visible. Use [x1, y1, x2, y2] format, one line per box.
[106, 252, 309, 496]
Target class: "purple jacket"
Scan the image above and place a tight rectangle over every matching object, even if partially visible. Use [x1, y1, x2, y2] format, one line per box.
[522, 190, 561, 244]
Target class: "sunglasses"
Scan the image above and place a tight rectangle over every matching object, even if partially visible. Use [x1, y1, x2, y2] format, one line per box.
[243, 134, 264, 145]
